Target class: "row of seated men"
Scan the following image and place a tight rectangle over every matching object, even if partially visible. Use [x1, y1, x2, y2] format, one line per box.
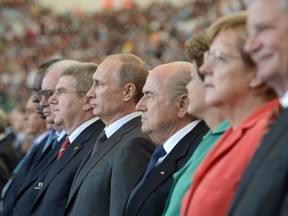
[0, 0, 288, 215]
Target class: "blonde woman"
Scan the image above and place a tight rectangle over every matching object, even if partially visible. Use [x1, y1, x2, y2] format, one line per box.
[181, 11, 279, 216]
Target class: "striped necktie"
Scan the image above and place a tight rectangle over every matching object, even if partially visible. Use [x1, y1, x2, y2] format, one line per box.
[57, 137, 70, 159]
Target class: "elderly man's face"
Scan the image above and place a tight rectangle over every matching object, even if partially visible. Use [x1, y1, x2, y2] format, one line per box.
[136, 69, 179, 143]
[245, 0, 288, 96]
[49, 75, 86, 133]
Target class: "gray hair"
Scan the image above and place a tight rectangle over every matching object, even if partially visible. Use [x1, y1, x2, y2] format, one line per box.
[46, 60, 80, 74]
[60, 62, 98, 97]
[167, 64, 192, 101]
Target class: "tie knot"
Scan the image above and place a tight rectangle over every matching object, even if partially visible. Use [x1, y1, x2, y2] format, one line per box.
[98, 130, 107, 143]
[90, 130, 107, 157]
[57, 137, 71, 159]
[62, 137, 70, 147]
[152, 145, 166, 160]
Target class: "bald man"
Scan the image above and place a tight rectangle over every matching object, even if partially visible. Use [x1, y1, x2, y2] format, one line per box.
[124, 62, 209, 216]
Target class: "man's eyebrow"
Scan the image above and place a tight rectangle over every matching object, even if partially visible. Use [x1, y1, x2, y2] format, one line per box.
[57, 87, 65, 91]
[143, 90, 151, 94]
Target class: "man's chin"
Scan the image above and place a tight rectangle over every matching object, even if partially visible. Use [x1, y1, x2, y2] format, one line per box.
[141, 126, 151, 134]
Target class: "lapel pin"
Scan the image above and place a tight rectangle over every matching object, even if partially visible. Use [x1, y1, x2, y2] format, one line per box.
[160, 171, 165, 175]
[74, 146, 79, 151]
[34, 182, 43, 190]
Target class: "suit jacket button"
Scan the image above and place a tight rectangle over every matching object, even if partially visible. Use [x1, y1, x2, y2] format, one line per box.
[13, 207, 17, 212]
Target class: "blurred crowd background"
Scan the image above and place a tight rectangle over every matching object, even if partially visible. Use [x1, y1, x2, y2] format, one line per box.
[0, 0, 245, 113]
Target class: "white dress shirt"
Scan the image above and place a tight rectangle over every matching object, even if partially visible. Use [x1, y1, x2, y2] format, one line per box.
[280, 90, 288, 108]
[68, 117, 99, 143]
[105, 112, 142, 138]
[157, 120, 201, 165]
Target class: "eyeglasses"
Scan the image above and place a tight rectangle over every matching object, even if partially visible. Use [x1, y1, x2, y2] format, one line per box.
[204, 49, 242, 66]
[38, 90, 55, 100]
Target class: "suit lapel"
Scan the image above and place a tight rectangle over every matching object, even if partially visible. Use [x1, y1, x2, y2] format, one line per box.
[26, 135, 66, 181]
[15, 138, 63, 199]
[34, 121, 101, 201]
[68, 117, 141, 201]
[191, 117, 259, 197]
[129, 121, 208, 214]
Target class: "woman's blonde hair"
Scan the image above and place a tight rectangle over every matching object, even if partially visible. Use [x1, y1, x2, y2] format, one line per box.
[207, 11, 276, 100]
[207, 11, 254, 67]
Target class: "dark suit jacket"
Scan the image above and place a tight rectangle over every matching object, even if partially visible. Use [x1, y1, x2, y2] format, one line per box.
[124, 121, 209, 216]
[64, 116, 156, 216]
[8, 134, 66, 216]
[0, 134, 20, 191]
[29, 120, 105, 216]
[228, 108, 288, 216]
[1, 134, 49, 216]
[0, 133, 20, 173]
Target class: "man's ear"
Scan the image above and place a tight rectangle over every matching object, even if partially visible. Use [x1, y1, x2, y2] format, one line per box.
[83, 96, 93, 111]
[177, 94, 189, 118]
[123, 83, 136, 102]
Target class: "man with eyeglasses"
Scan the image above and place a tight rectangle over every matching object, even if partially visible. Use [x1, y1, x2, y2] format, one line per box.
[0, 95, 49, 216]
[2, 60, 81, 216]
[0, 59, 62, 216]
[28, 61, 105, 216]
[32, 59, 62, 119]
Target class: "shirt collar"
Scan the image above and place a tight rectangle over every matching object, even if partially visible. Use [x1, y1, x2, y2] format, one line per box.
[280, 90, 288, 108]
[105, 112, 141, 138]
[57, 130, 67, 141]
[68, 117, 99, 143]
[34, 130, 50, 145]
[162, 120, 201, 155]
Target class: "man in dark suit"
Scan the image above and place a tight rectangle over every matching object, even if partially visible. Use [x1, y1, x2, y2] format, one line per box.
[26, 62, 105, 216]
[0, 59, 63, 216]
[1, 94, 49, 215]
[124, 61, 209, 216]
[228, 0, 288, 215]
[64, 53, 155, 216]
[0, 108, 20, 191]
[2, 59, 71, 216]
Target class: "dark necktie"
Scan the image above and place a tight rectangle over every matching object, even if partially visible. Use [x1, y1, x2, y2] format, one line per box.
[91, 130, 107, 156]
[57, 137, 70, 159]
[141, 145, 166, 180]
[126, 145, 166, 207]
